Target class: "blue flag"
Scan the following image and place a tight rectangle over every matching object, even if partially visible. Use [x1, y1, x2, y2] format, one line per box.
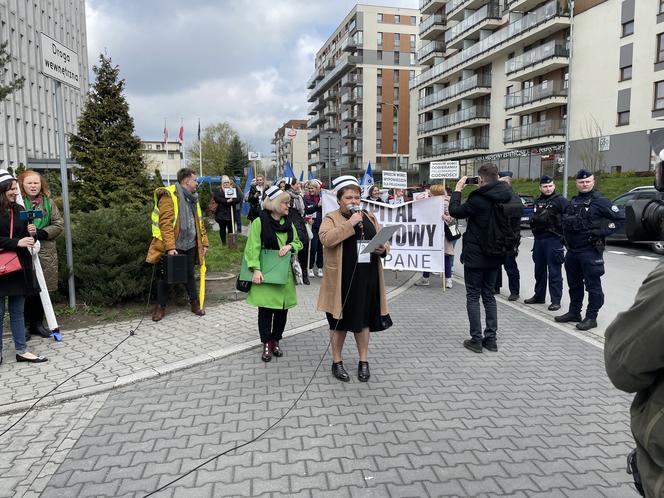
[299, 170, 304, 182]
[361, 161, 374, 187]
[283, 161, 296, 181]
[308, 170, 315, 180]
[242, 165, 254, 216]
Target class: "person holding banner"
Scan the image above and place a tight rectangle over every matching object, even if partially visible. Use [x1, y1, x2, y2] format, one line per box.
[18, 171, 64, 339]
[213, 175, 242, 246]
[244, 185, 302, 362]
[304, 180, 324, 278]
[318, 175, 391, 383]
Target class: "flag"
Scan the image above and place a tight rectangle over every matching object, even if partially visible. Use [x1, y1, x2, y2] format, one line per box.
[283, 161, 296, 181]
[299, 170, 304, 182]
[178, 124, 184, 144]
[308, 170, 315, 181]
[163, 121, 168, 144]
[242, 163, 254, 216]
[360, 161, 374, 196]
[197, 118, 201, 141]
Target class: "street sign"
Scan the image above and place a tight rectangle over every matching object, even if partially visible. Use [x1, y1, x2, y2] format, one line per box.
[430, 160, 459, 179]
[248, 151, 262, 160]
[39, 32, 81, 89]
[598, 136, 610, 152]
[382, 170, 407, 189]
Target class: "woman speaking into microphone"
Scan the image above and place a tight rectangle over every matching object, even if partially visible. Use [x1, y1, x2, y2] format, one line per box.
[318, 175, 391, 383]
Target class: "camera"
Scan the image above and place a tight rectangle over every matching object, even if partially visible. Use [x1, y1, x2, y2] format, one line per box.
[466, 176, 479, 185]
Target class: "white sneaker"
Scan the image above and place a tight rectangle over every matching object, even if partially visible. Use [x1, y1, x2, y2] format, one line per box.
[308, 269, 314, 278]
[317, 269, 323, 278]
[414, 277, 430, 286]
[445, 278, 453, 289]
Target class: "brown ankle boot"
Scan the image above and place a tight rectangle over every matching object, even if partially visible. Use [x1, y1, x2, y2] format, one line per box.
[261, 342, 273, 362]
[151, 304, 165, 322]
[190, 300, 205, 316]
[272, 340, 283, 357]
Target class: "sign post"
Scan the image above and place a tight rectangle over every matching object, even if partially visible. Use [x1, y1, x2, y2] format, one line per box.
[429, 160, 459, 291]
[39, 32, 81, 308]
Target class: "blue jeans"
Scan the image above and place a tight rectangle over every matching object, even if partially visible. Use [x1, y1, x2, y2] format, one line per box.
[0, 295, 27, 355]
[464, 267, 499, 342]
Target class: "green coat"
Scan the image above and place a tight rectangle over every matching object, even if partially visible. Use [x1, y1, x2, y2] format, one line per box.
[244, 217, 302, 310]
[605, 261, 664, 497]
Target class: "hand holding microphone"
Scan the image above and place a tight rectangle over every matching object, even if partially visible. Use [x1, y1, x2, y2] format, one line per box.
[349, 204, 363, 229]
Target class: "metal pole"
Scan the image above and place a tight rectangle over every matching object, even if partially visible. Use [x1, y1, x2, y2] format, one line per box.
[327, 135, 332, 186]
[54, 81, 76, 308]
[199, 134, 203, 177]
[562, 0, 574, 198]
[395, 103, 400, 173]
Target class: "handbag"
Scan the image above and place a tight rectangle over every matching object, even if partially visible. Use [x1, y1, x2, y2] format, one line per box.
[235, 275, 252, 293]
[444, 220, 462, 241]
[0, 210, 23, 277]
[291, 254, 303, 285]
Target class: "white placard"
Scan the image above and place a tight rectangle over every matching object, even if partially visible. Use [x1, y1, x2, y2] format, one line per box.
[224, 188, 237, 199]
[430, 160, 459, 179]
[382, 170, 407, 189]
[598, 136, 610, 152]
[39, 32, 81, 89]
[248, 151, 262, 160]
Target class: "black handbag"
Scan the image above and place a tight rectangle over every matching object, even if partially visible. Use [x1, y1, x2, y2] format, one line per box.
[444, 221, 462, 241]
[236, 275, 252, 293]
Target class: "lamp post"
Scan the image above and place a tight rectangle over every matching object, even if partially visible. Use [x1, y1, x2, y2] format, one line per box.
[380, 101, 400, 171]
[562, 0, 574, 198]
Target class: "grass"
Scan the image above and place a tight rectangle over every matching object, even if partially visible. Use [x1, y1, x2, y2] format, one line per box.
[204, 230, 247, 273]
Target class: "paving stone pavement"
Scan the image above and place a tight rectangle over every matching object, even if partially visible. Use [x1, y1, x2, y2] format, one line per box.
[0, 272, 413, 415]
[9, 273, 636, 498]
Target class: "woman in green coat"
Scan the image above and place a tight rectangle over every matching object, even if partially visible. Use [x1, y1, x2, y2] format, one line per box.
[244, 185, 302, 362]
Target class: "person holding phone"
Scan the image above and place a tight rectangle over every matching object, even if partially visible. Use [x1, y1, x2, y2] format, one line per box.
[18, 170, 64, 340]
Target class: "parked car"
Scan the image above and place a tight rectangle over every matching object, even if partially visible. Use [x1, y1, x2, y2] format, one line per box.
[606, 186, 664, 254]
[517, 193, 535, 228]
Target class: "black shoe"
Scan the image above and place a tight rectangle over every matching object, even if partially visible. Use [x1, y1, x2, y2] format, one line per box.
[302, 276, 310, 285]
[548, 303, 561, 311]
[482, 337, 498, 352]
[30, 322, 51, 338]
[576, 318, 597, 331]
[272, 341, 283, 357]
[524, 296, 545, 304]
[16, 353, 48, 363]
[358, 361, 370, 382]
[463, 339, 483, 354]
[508, 294, 520, 302]
[554, 312, 582, 323]
[332, 361, 350, 382]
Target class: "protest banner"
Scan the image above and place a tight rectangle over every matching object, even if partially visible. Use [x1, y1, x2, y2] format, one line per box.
[322, 192, 444, 272]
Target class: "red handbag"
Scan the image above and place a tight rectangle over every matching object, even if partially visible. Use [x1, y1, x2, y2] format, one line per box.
[0, 210, 23, 276]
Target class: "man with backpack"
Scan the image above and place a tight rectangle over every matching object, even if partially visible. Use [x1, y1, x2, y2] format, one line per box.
[449, 163, 518, 353]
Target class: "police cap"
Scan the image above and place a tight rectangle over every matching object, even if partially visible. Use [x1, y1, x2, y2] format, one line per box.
[539, 175, 554, 184]
[498, 171, 513, 178]
[575, 169, 593, 180]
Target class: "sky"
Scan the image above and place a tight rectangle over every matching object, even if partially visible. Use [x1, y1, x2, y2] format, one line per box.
[85, 0, 418, 157]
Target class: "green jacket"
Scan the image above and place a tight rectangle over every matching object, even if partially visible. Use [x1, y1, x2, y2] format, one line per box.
[605, 261, 664, 497]
[244, 216, 302, 310]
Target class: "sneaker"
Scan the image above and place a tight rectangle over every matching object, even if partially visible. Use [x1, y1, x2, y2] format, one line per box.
[508, 294, 520, 302]
[482, 337, 498, 352]
[445, 278, 453, 289]
[414, 277, 430, 286]
[463, 339, 483, 354]
[308, 269, 314, 278]
[317, 269, 323, 278]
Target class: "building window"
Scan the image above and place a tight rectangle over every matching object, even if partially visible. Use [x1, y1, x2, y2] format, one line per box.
[620, 65, 632, 81]
[394, 33, 400, 48]
[658, 33, 664, 62]
[394, 71, 400, 83]
[377, 32, 383, 47]
[410, 52, 416, 65]
[617, 111, 630, 125]
[660, 0, 664, 14]
[376, 138, 382, 150]
[394, 51, 400, 64]
[377, 13, 383, 23]
[410, 16, 417, 25]
[393, 87, 399, 99]
[377, 50, 383, 61]
[410, 34, 416, 49]
[654, 81, 664, 109]
[622, 21, 634, 37]
[392, 139, 397, 153]
[394, 14, 400, 24]
[409, 70, 415, 80]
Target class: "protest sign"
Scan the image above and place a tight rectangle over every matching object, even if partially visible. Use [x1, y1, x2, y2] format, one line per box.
[430, 161, 459, 179]
[382, 170, 407, 189]
[224, 188, 237, 198]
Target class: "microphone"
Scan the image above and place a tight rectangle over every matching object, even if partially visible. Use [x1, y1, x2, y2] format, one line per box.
[349, 204, 363, 229]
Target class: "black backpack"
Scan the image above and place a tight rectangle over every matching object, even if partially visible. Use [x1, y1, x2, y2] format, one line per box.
[482, 194, 522, 258]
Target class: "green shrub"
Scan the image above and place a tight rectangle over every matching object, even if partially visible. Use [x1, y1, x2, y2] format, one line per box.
[58, 204, 153, 306]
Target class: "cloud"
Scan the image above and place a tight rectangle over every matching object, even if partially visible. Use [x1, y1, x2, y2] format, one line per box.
[86, 0, 417, 153]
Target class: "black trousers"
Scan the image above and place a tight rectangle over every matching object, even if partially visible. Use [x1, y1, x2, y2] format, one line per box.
[218, 220, 234, 245]
[24, 293, 45, 325]
[157, 247, 198, 307]
[258, 307, 288, 343]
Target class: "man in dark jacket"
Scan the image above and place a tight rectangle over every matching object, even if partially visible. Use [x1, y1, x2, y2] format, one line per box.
[605, 261, 664, 497]
[247, 175, 265, 222]
[213, 175, 243, 246]
[449, 162, 512, 353]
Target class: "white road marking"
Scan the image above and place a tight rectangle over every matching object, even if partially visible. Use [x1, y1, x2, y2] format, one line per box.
[607, 250, 628, 255]
[637, 255, 661, 261]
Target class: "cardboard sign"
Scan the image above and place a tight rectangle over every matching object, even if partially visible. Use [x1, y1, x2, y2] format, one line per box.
[382, 170, 407, 189]
[224, 188, 237, 199]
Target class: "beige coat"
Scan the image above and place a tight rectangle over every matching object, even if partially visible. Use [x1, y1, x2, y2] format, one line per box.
[317, 209, 389, 320]
[38, 201, 64, 291]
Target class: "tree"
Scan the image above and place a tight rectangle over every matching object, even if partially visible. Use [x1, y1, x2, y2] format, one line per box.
[226, 135, 247, 178]
[187, 122, 240, 176]
[0, 41, 25, 101]
[577, 115, 607, 174]
[69, 54, 151, 212]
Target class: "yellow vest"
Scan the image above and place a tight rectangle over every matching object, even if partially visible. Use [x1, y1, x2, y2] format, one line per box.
[151, 185, 203, 240]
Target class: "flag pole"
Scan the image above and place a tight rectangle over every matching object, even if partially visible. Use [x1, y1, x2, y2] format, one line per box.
[198, 118, 203, 177]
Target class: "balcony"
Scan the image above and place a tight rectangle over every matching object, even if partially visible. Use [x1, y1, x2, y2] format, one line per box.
[418, 105, 490, 135]
[419, 73, 491, 112]
[411, 1, 569, 90]
[324, 89, 338, 102]
[307, 99, 324, 115]
[503, 118, 566, 144]
[323, 120, 338, 132]
[341, 72, 362, 87]
[506, 0, 546, 13]
[309, 141, 320, 153]
[341, 126, 360, 139]
[341, 145, 355, 156]
[307, 114, 324, 128]
[308, 154, 321, 167]
[342, 35, 360, 52]
[309, 128, 320, 141]
[341, 109, 362, 122]
[506, 40, 569, 81]
[420, 14, 446, 41]
[341, 88, 362, 105]
[446, 0, 487, 21]
[417, 135, 489, 159]
[445, 3, 502, 50]
[418, 40, 446, 66]
[505, 79, 567, 113]
[420, 0, 446, 16]
[308, 55, 363, 101]
[324, 104, 338, 116]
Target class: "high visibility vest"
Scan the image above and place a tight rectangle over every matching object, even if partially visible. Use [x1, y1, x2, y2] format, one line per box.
[151, 185, 204, 240]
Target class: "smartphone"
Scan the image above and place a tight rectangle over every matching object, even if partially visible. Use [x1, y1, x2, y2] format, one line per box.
[19, 209, 44, 221]
[466, 177, 479, 185]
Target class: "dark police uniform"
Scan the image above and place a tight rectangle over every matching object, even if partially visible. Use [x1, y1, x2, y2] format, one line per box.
[557, 171, 624, 330]
[529, 181, 569, 308]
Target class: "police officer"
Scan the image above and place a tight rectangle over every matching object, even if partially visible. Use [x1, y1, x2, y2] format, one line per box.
[493, 171, 521, 301]
[524, 176, 569, 311]
[555, 169, 624, 330]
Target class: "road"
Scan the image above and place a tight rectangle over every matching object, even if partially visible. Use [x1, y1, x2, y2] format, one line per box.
[452, 229, 662, 339]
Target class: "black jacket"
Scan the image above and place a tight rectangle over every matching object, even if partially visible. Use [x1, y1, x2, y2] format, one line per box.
[531, 192, 569, 239]
[247, 184, 264, 221]
[303, 194, 322, 230]
[449, 181, 512, 269]
[0, 204, 39, 296]
[213, 187, 243, 222]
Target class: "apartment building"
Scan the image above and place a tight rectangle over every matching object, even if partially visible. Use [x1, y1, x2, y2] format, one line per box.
[0, 0, 89, 170]
[271, 119, 309, 180]
[306, 4, 421, 183]
[141, 140, 183, 184]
